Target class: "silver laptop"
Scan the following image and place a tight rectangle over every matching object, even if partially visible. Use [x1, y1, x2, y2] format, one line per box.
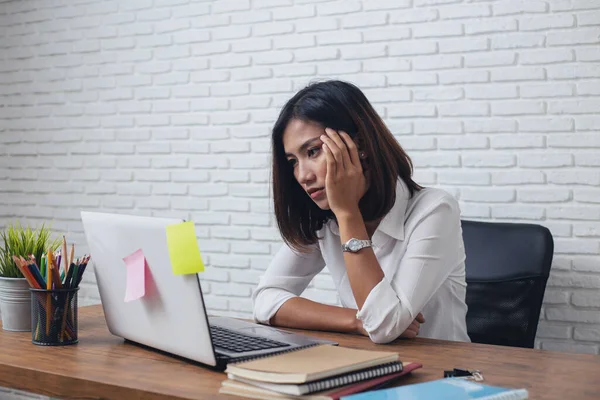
[81, 211, 336, 370]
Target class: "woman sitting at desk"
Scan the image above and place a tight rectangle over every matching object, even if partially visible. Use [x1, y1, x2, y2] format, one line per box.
[252, 80, 470, 344]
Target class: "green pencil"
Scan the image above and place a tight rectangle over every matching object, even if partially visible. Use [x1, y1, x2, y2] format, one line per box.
[40, 255, 46, 281]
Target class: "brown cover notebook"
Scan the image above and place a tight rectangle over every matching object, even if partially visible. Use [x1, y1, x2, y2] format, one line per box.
[224, 344, 400, 384]
[219, 362, 423, 400]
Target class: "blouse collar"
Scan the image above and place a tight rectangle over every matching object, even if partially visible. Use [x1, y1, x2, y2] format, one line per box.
[327, 179, 409, 242]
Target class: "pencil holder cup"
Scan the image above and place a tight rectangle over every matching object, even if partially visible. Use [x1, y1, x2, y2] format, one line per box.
[30, 288, 79, 346]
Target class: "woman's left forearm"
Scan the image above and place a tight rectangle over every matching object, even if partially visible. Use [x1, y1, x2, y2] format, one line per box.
[337, 211, 384, 309]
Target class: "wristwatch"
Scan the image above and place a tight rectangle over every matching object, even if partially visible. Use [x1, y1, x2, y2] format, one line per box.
[341, 238, 372, 253]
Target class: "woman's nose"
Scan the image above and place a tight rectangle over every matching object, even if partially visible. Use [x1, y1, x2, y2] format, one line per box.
[296, 162, 314, 184]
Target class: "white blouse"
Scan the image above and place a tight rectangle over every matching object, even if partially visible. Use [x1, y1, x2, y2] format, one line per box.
[252, 180, 470, 344]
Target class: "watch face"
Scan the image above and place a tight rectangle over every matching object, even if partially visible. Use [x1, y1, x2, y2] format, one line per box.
[349, 239, 361, 251]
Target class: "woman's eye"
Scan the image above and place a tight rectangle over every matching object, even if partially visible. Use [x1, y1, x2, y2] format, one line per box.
[307, 147, 320, 157]
[287, 159, 297, 168]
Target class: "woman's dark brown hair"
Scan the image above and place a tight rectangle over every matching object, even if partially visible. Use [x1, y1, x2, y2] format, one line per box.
[272, 80, 421, 252]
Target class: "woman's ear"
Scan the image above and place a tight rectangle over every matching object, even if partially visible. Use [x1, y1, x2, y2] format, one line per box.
[357, 147, 369, 172]
[353, 134, 365, 157]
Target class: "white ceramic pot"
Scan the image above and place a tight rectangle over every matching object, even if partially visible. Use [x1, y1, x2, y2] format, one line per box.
[0, 277, 32, 332]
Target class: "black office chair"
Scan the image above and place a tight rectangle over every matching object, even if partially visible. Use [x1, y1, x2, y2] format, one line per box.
[461, 219, 554, 348]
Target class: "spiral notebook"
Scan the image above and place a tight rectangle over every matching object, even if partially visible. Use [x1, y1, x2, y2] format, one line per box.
[220, 362, 423, 400]
[224, 344, 400, 384]
[229, 361, 419, 396]
[340, 378, 528, 400]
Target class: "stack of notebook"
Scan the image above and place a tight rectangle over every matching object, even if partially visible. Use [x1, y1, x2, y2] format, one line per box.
[219, 344, 422, 400]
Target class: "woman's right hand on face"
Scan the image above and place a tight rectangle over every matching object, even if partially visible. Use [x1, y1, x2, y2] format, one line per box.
[400, 313, 425, 339]
[321, 128, 367, 219]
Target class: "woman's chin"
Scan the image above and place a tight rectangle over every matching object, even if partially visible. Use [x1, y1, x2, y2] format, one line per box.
[313, 199, 330, 210]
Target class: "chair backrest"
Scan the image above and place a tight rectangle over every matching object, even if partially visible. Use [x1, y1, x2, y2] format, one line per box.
[461, 219, 554, 348]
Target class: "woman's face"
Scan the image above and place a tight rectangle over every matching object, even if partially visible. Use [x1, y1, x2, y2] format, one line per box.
[282, 119, 330, 210]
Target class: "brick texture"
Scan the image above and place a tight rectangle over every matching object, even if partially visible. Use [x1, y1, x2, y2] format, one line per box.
[0, 4, 599, 397]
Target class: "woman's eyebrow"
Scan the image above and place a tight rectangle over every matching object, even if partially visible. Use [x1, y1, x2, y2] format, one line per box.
[284, 137, 321, 157]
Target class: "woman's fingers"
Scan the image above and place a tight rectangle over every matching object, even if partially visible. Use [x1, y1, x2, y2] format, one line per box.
[321, 130, 344, 169]
[416, 313, 425, 324]
[401, 320, 421, 339]
[410, 320, 420, 332]
[338, 131, 361, 168]
[325, 128, 352, 168]
[322, 142, 336, 178]
[402, 328, 417, 339]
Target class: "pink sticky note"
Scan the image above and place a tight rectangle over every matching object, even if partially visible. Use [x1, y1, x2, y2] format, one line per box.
[123, 248, 146, 303]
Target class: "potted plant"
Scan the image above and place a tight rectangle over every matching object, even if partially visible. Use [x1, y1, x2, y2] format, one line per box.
[0, 222, 61, 331]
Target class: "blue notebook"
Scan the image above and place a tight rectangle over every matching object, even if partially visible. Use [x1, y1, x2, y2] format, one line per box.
[341, 378, 528, 400]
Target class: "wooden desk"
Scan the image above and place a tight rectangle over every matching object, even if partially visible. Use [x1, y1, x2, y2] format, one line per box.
[0, 305, 598, 399]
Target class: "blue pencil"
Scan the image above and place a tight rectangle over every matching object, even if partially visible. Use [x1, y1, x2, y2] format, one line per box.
[27, 263, 46, 288]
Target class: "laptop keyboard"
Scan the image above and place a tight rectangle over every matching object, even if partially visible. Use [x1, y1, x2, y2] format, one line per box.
[210, 325, 290, 353]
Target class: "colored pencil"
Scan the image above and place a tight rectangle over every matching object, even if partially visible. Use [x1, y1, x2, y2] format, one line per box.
[68, 243, 75, 270]
[12, 256, 39, 289]
[46, 248, 53, 336]
[55, 251, 62, 276]
[39, 255, 44, 281]
[62, 236, 69, 275]
[51, 262, 63, 289]
[9, 238, 87, 344]
[63, 264, 72, 289]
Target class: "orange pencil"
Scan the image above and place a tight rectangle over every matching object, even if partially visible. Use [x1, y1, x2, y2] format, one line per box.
[11, 256, 39, 289]
[47, 249, 54, 289]
[20, 256, 44, 288]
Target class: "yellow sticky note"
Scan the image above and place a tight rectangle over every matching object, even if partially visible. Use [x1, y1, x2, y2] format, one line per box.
[166, 221, 205, 275]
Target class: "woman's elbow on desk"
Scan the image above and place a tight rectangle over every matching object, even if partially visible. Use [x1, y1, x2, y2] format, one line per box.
[363, 322, 406, 344]
[358, 303, 416, 344]
[252, 288, 296, 326]
[251, 292, 273, 325]
[360, 324, 399, 344]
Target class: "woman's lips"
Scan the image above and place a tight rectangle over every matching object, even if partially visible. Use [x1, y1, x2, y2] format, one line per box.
[310, 189, 325, 200]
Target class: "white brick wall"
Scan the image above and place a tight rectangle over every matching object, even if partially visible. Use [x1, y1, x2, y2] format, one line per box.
[0, 2, 599, 393]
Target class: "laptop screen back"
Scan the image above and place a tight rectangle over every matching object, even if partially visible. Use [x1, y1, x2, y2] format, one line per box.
[81, 211, 217, 366]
